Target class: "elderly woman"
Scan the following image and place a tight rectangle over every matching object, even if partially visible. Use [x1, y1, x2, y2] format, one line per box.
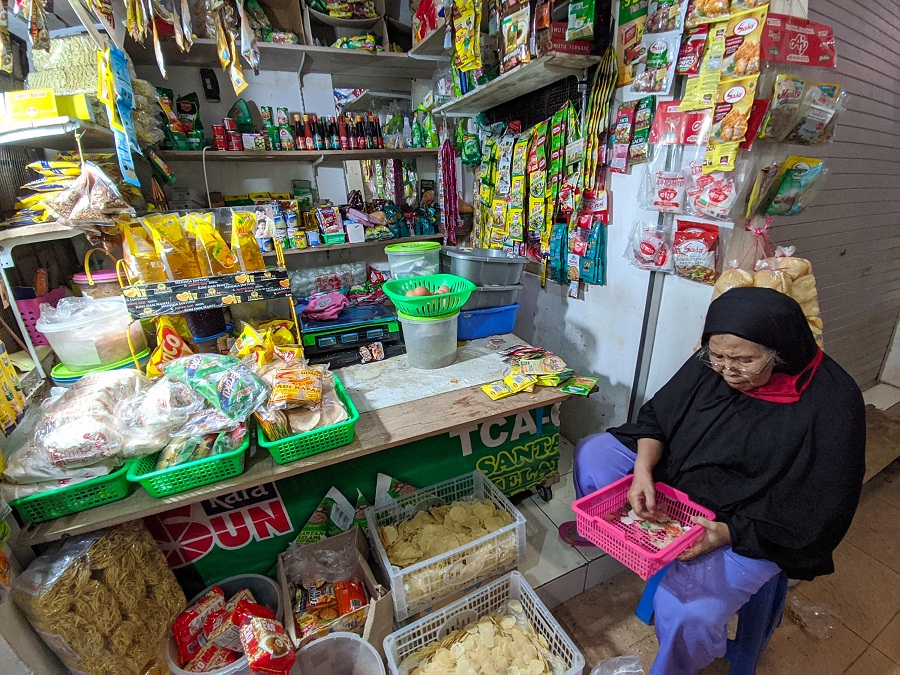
[562, 287, 866, 675]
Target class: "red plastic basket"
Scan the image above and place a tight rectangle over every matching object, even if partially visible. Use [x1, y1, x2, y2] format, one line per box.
[572, 475, 716, 580]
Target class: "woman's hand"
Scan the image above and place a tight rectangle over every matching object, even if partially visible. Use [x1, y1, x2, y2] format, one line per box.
[678, 516, 731, 562]
[628, 470, 658, 520]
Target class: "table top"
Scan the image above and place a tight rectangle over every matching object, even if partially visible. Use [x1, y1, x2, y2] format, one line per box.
[17, 341, 570, 547]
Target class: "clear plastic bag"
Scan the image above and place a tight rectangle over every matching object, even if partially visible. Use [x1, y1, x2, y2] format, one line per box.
[591, 654, 644, 674]
[624, 219, 675, 273]
[162, 355, 270, 422]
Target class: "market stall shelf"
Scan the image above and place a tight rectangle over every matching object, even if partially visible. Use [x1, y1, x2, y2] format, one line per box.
[17, 383, 570, 547]
[434, 52, 602, 116]
[125, 38, 440, 89]
[157, 148, 438, 163]
[0, 118, 114, 150]
[341, 90, 413, 113]
[262, 234, 443, 257]
[409, 25, 449, 58]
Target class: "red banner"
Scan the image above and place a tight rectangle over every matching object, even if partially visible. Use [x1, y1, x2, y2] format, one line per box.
[761, 14, 836, 68]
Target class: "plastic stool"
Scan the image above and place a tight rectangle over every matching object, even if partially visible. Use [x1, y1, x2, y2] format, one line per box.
[636, 566, 789, 675]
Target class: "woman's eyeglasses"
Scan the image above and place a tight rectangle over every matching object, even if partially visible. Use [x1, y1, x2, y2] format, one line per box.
[698, 348, 774, 378]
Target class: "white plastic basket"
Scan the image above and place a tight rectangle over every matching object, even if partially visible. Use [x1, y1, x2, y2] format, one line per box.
[365, 470, 526, 621]
[383, 571, 585, 675]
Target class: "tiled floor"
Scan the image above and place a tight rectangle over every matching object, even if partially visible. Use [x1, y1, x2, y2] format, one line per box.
[521, 405, 900, 673]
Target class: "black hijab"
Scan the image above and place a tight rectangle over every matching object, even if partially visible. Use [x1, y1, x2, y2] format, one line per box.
[701, 287, 818, 375]
[609, 288, 866, 579]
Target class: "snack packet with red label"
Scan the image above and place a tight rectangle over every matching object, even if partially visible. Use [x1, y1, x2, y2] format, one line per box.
[678, 26, 708, 75]
[625, 220, 675, 273]
[173, 586, 225, 666]
[674, 219, 720, 284]
[185, 643, 240, 673]
[240, 616, 296, 674]
[147, 315, 194, 378]
[205, 590, 275, 652]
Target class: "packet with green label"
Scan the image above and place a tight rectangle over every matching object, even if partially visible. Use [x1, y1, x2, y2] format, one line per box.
[560, 376, 600, 395]
[292, 487, 355, 545]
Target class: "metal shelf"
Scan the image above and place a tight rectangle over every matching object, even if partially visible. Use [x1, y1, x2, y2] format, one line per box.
[157, 147, 437, 165]
[434, 52, 601, 116]
[263, 234, 443, 257]
[342, 90, 412, 112]
[0, 118, 114, 150]
[409, 25, 449, 58]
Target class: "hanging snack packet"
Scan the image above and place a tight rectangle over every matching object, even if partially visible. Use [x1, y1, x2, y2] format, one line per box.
[629, 97, 656, 164]
[687, 0, 729, 26]
[631, 31, 680, 96]
[677, 26, 708, 75]
[764, 156, 828, 216]
[625, 220, 674, 272]
[610, 103, 637, 174]
[710, 75, 758, 143]
[567, 0, 596, 40]
[501, 7, 531, 73]
[640, 151, 687, 213]
[782, 86, 846, 146]
[758, 73, 805, 141]
[673, 218, 719, 284]
[231, 210, 267, 272]
[721, 7, 767, 80]
[147, 316, 194, 378]
[143, 213, 202, 280]
[646, 0, 689, 33]
[686, 170, 740, 219]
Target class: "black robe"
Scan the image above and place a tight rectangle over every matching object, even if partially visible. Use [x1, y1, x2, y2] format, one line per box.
[609, 288, 866, 580]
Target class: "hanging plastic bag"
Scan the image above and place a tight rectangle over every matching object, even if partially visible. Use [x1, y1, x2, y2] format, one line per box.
[625, 220, 674, 273]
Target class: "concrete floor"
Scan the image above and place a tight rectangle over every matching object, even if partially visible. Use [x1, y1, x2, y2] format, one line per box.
[544, 403, 900, 674]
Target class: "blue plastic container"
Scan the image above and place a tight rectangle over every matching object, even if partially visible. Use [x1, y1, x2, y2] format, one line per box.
[458, 304, 519, 341]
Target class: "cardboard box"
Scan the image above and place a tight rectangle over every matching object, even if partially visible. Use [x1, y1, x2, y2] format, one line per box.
[4, 89, 58, 123]
[345, 220, 366, 243]
[540, 23, 595, 56]
[278, 527, 394, 658]
[55, 94, 95, 122]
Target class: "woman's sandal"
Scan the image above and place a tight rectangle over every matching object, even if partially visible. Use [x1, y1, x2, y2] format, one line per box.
[558, 520, 594, 547]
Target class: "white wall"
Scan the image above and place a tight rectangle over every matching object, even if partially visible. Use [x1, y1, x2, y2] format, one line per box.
[514, 170, 651, 440]
[881, 321, 900, 388]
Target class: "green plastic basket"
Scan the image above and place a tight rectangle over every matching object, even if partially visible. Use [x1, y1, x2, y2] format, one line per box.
[382, 273, 476, 317]
[323, 232, 347, 245]
[10, 461, 134, 523]
[127, 434, 249, 498]
[257, 376, 359, 464]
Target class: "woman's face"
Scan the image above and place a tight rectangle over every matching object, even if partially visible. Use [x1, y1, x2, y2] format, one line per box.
[706, 333, 776, 391]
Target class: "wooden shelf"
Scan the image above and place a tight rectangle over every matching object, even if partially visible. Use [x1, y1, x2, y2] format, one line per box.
[0, 118, 114, 150]
[17, 384, 569, 546]
[127, 38, 440, 88]
[263, 234, 443, 257]
[157, 148, 437, 164]
[409, 25, 449, 58]
[434, 52, 601, 116]
[0, 222, 84, 268]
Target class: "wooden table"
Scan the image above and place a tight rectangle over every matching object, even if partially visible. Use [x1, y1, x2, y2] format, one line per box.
[18, 382, 569, 548]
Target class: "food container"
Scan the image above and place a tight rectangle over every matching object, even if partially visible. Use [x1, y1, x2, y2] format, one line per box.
[458, 304, 519, 341]
[398, 311, 458, 370]
[384, 572, 584, 675]
[36, 296, 148, 372]
[443, 248, 528, 286]
[365, 470, 526, 621]
[460, 283, 523, 311]
[296, 633, 386, 675]
[72, 270, 123, 299]
[50, 349, 151, 388]
[385, 241, 441, 279]
[166, 574, 283, 675]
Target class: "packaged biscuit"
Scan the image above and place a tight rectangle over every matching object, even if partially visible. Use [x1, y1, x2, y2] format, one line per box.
[721, 7, 767, 80]
[710, 75, 759, 144]
[173, 587, 226, 665]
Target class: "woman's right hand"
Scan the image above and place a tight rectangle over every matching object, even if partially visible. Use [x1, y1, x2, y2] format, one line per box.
[628, 470, 658, 520]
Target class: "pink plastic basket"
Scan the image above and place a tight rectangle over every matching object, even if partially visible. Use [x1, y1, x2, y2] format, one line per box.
[16, 287, 68, 346]
[572, 475, 716, 580]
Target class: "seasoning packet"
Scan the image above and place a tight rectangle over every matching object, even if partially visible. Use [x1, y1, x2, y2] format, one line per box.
[631, 30, 681, 96]
[758, 73, 805, 141]
[687, 0, 729, 26]
[721, 7, 767, 80]
[673, 218, 720, 284]
[646, 0, 689, 33]
[610, 103, 637, 174]
[482, 379, 514, 400]
[677, 26, 708, 75]
[625, 220, 674, 272]
[504, 371, 537, 393]
[293, 486, 355, 544]
[567, 0, 596, 40]
[710, 75, 759, 144]
[501, 7, 531, 73]
[560, 376, 600, 395]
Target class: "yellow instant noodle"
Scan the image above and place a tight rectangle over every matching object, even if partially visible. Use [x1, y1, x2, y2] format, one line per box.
[12, 521, 186, 675]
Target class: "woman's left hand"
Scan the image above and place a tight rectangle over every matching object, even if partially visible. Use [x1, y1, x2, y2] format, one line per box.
[678, 516, 731, 562]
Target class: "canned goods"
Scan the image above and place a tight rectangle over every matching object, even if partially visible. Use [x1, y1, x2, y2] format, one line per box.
[260, 106, 274, 127]
[214, 136, 228, 150]
[276, 107, 290, 126]
[222, 117, 237, 131]
[268, 127, 282, 151]
[278, 125, 295, 151]
[225, 130, 243, 151]
[212, 123, 226, 138]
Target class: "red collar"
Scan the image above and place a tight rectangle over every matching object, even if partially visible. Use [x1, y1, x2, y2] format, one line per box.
[740, 348, 824, 404]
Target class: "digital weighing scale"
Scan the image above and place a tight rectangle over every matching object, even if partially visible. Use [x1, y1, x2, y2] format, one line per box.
[299, 302, 405, 367]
